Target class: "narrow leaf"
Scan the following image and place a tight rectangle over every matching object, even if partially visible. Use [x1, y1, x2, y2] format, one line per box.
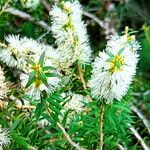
[38, 51, 45, 66]
[43, 66, 56, 71]
[25, 71, 36, 88]
[47, 98, 62, 110]
[35, 98, 46, 119]
[9, 119, 21, 132]
[45, 73, 60, 78]
[39, 71, 48, 86]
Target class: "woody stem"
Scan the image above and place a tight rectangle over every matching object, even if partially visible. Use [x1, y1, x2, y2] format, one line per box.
[99, 101, 106, 150]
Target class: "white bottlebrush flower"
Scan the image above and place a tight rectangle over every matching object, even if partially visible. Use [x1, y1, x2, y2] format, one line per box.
[20, 0, 40, 9]
[0, 35, 45, 71]
[0, 66, 8, 99]
[0, 35, 58, 72]
[89, 33, 140, 103]
[0, 127, 10, 148]
[0, 35, 61, 99]
[50, 1, 91, 69]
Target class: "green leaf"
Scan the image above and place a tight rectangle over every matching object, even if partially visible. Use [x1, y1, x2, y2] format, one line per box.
[51, 112, 59, 122]
[41, 132, 61, 140]
[25, 71, 36, 88]
[43, 66, 56, 71]
[47, 98, 62, 110]
[45, 73, 60, 78]
[42, 113, 55, 125]
[104, 135, 114, 144]
[61, 109, 71, 125]
[68, 123, 81, 134]
[9, 119, 21, 132]
[39, 71, 48, 86]
[38, 51, 45, 66]
[50, 93, 63, 102]
[11, 132, 30, 149]
[106, 57, 113, 62]
[105, 49, 114, 58]
[49, 104, 62, 115]
[35, 98, 46, 119]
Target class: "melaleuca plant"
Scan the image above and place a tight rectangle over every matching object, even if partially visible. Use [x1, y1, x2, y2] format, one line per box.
[0, 0, 146, 150]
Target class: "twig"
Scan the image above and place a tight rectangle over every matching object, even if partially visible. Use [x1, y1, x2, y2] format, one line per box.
[99, 102, 106, 150]
[129, 125, 150, 150]
[37, 30, 50, 41]
[16, 105, 35, 109]
[57, 122, 86, 150]
[40, 0, 51, 12]
[9, 95, 35, 109]
[77, 65, 87, 90]
[82, 10, 103, 28]
[82, 10, 115, 38]
[0, 99, 35, 110]
[4, 7, 51, 31]
[132, 105, 150, 134]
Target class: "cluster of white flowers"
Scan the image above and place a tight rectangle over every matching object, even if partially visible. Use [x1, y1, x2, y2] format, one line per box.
[0, 35, 44, 71]
[50, 1, 91, 69]
[0, 1, 141, 106]
[20, 0, 40, 9]
[0, 127, 10, 149]
[89, 31, 140, 103]
[0, 35, 61, 100]
[0, 66, 8, 99]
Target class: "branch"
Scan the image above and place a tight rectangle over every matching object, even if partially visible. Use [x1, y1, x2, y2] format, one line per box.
[40, 0, 51, 12]
[9, 95, 36, 109]
[0, 99, 35, 109]
[82, 10, 103, 27]
[37, 30, 50, 41]
[129, 125, 150, 150]
[82, 10, 115, 38]
[57, 122, 86, 150]
[16, 105, 36, 109]
[4, 7, 51, 31]
[132, 105, 150, 134]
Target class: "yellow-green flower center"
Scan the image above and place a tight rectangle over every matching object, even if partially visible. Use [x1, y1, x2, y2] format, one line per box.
[109, 55, 125, 73]
[31, 64, 42, 88]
